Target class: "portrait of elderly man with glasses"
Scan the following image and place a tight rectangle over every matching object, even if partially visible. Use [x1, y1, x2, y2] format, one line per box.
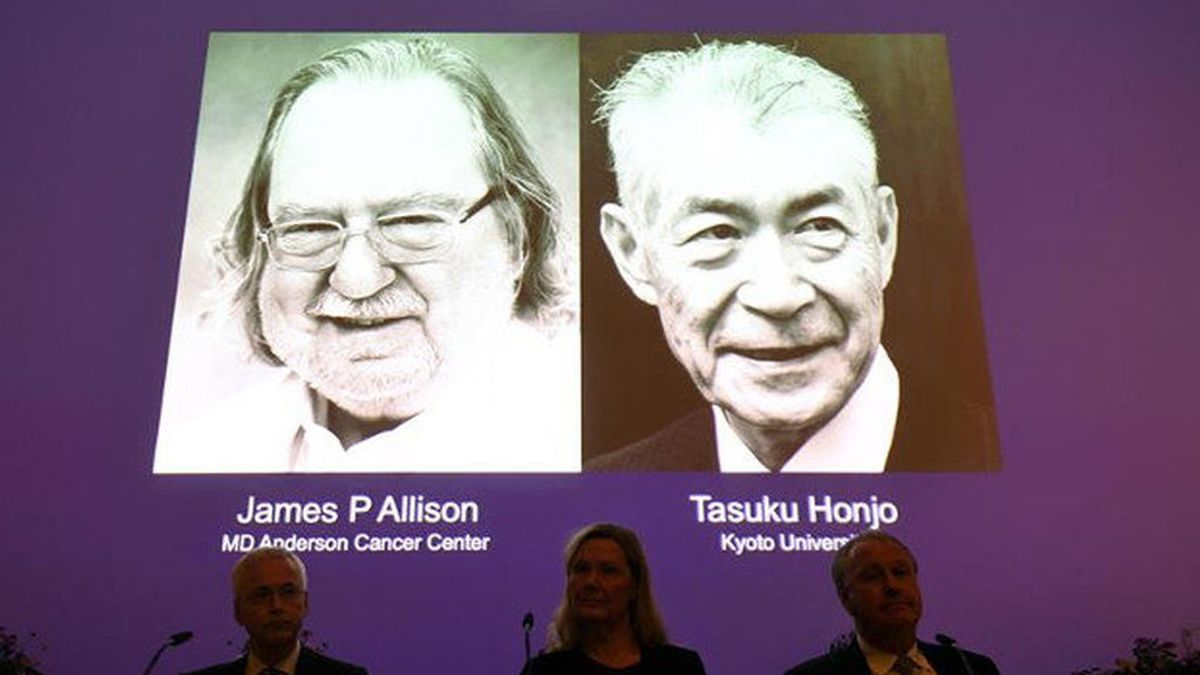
[154, 35, 578, 473]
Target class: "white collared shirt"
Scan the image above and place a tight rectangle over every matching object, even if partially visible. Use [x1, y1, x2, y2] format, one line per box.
[155, 321, 579, 473]
[857, 633, 938, 675]
[714, 347, 900, 472]
[244, 640, 300, 675]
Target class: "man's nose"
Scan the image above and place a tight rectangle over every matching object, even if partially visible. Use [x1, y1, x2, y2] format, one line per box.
[328, 231, 397, 299]
[881, 573, 902, 594]
[263, 591, 286, 611]
[734, 234, 816, 318]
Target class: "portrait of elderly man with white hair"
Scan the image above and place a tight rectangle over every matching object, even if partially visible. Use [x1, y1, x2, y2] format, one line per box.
[582, 35, 1000, 473]
[155, 34, 578, 473]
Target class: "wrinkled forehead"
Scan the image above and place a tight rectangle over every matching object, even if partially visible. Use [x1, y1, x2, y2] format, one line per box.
[620, 100, 879, 225]
[269, 74, 488, 208]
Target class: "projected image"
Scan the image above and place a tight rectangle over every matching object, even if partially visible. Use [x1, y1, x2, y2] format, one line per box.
[154, 33, 580, 473]
[582, 34, 1000, 472]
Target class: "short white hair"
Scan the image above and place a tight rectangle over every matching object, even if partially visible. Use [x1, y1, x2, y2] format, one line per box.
[231, 547, 308, 595]
[596, 41, 878, 223]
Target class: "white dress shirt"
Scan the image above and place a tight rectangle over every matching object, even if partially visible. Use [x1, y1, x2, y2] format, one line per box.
[155, 321, 579, 473]
[857, 633, 939, 675]
[244, 640, 300, 675]
[714, 347, 899, 472]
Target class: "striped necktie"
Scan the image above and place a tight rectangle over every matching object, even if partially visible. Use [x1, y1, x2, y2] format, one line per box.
[892, 654, 918, 675]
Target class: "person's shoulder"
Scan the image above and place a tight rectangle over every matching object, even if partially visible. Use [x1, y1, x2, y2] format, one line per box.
[522, 649, 583, 674]
[298, 645, 369, 674]
[966, 649, 1001, 675]
[179, 658, 242, 675]
[954, 645, 1001, 675]
[154, 368, 305, 474]
[918, 640, 1001, 675]
[647, 642, 702, 659]
[645, 643, 707, 672]
[585, 408, 717, 471]
[782, 642, 863, 675]
[525, 646, 705, 675]
[888, 372, 1001, 472]
[783, 653, 840, 675]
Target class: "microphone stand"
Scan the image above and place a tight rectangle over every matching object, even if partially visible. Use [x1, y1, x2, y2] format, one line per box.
[520, 612, 535, 674]
[142, 631, 194, 675]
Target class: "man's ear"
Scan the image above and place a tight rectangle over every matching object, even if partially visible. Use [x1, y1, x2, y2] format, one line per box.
[600, 202, 660, 306]
[874, 185, 900, 288]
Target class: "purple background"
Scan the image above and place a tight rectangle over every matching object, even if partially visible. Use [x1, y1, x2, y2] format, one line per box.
[2, 2, 1198, 674]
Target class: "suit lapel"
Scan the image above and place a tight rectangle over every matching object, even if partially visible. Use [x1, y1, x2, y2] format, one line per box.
[682, 407, 719, 470]
[840, 641, 874, 675]
[918, 642, 962, 675]
[295, 646, 314, 674]
[646, 406, 719, 470]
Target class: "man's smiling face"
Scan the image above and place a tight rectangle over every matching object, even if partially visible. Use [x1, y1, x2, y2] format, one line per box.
[258, 74, 518, 423]
[623, 106, 897, 436]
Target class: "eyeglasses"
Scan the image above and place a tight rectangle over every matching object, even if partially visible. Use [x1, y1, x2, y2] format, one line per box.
[258, 187, 497, 271]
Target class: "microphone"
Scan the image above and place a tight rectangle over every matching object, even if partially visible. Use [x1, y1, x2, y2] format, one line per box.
[142, 630, 195, 675]
[934, 633, 977, 675]
[520, 607, 535, 658]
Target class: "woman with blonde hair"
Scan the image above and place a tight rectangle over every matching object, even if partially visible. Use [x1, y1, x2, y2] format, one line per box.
[522, 523, 707, 674]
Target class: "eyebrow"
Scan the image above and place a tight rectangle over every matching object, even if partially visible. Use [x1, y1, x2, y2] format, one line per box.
[676, 197, 754, 222]
[780, 186, 849, 216]
[269, 202, 336, 225]
[374, 193, 466, 214]
[269, 192, 470, 224]
[673, 186, 850, 222]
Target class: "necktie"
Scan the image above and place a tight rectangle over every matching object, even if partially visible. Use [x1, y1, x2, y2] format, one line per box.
[260, 668, 285, 675]
[892, 654, 918, 675]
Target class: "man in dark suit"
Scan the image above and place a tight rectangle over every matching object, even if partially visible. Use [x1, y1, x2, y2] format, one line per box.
[182, 547, 367, 675]
[588, 39, 999, 473]
[784, 532, 1000, 675]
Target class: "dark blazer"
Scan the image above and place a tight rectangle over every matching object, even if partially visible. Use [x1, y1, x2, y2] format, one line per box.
[586, 373, 1000, 472]
[783, 639, 1000, 675]
[181, 645, 368, 675]
[521, 644, 707, 675]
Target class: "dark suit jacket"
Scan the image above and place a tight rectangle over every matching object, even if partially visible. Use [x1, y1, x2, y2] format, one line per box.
[521, 644, 707, 675]
[783, 639, 1000, 675]
[181, 645, 368, 675]
[586, 372, 1000, 472]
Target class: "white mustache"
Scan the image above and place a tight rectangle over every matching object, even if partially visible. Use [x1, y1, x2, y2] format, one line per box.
[306, 284, 425, 321]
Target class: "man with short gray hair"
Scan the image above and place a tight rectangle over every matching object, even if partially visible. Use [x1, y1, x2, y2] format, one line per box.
[785, 531, 1000, 675]
[183, 548, 368, 675]
[588, 39, 996, 473]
